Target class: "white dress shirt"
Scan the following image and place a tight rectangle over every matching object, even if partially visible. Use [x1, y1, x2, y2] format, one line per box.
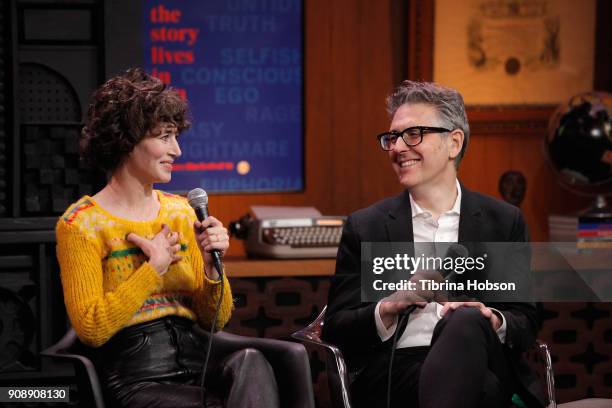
[374, 180, 507, 347]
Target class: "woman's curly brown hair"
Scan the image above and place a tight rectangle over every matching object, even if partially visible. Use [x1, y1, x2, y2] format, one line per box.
[80, 68, 191, 174]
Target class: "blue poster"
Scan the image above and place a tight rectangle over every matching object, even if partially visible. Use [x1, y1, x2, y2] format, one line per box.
[143, 0, 303, 193]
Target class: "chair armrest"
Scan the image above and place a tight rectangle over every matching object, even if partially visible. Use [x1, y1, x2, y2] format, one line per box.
[292, 331, 352, 408]
[194, 327, 315, 408]
[536, 340, 556, 408]
[40, 329, 79, 357]
[40, 329, 106, 408]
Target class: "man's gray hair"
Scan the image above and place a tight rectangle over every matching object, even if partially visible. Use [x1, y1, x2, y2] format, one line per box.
[386, 80, 470, 167]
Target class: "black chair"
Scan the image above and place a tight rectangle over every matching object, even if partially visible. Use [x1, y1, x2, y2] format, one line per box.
[292, 306, 558, 408]
[41, 326, 315, 408]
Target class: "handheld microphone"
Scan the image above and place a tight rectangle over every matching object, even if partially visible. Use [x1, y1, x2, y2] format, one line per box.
[187, 188, 223, 279]
[439, 243, 469, 280]
[431, 243, 470, 303]
[398, 243, 469, 315]
[442, 243, 470, 303]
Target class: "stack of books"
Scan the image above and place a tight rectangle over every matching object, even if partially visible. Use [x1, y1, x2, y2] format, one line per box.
[577, 215, 612, 249]
[548, 214, 578, 242]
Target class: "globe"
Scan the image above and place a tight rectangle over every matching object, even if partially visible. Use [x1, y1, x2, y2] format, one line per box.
[545, 92, 612, 214]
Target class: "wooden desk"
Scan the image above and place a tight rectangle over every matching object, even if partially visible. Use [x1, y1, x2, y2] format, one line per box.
[224, 256, 336, 278]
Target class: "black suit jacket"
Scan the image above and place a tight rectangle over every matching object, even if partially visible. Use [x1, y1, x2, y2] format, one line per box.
[322, 184, 544, 407]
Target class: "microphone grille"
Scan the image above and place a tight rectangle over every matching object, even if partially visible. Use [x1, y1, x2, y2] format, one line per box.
[447, 243, 469, 258]
[187, 188, 208, 208]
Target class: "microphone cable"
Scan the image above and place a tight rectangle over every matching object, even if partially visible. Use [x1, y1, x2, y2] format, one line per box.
[387, 305, 418, 408]
[199, 262, 225, 408]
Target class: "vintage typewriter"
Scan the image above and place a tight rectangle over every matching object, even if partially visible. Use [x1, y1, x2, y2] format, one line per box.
[229, 206, 346, 259]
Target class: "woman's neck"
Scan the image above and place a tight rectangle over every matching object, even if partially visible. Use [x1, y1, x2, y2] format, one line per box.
[93, 170, 159, 221]
[106, 175, 154, 205]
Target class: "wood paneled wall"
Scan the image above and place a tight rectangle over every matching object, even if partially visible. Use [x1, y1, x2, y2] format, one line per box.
[210, 0, 599, 257]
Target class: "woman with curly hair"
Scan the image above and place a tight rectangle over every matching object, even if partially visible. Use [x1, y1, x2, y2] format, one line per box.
[56, 68, 279, 407]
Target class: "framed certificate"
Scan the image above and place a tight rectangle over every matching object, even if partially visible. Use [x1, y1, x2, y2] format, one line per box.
[407, 0, 599, 136]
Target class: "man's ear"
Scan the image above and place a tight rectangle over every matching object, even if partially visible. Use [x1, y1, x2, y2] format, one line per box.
[448, 129, 464, 160]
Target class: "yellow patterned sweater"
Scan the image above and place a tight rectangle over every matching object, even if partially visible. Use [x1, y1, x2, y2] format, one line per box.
[56, 190, 233, 347]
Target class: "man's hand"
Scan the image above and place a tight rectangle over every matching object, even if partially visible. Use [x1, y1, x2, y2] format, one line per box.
[378, 270, 441, 329]
[439, 301, 502, 331]
[379, 297, 428, 329]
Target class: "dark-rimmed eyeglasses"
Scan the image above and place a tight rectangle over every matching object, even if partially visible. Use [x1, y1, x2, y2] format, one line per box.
[376, 126, 453, 150]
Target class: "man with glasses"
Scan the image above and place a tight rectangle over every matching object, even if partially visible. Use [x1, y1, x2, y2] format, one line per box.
[322, 81, 543, 408]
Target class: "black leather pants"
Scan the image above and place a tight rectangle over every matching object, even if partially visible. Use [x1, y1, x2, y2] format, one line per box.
[94, 316, 280, 408]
